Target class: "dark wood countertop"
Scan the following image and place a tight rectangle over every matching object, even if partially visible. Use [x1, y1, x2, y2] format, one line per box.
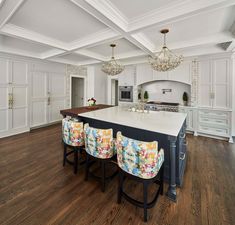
[60, 104, 113, 117]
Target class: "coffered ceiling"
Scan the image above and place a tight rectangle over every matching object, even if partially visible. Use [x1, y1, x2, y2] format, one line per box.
[0, 0, 235, 66]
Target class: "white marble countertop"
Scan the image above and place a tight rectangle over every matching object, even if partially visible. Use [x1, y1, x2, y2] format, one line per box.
[79, 106, 187, 137]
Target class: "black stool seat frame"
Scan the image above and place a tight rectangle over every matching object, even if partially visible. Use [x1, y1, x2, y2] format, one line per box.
[117, 163, 164, 222]
[85, 153, 118, 192]
[63, 142, 85, 174]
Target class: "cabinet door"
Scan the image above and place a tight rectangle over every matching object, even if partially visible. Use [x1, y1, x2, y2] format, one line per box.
[0, 58, 10, 85]
[31, 72, 48, 127]
[136, 64, 153, 85]
[168, 61, 191, 84]
[212, 58, 230, 109]
[48, 73, 66, 123]
[0, 87, 10, 133]
[11, 86, 28, 130]
[11, 61, 28, 85]
[198, 60, 212, 107]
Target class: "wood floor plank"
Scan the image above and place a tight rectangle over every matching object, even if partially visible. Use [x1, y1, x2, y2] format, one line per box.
[0, 124, 234, 225]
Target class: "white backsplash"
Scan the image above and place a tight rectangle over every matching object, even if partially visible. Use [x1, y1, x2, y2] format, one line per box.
[141, 81, 191, 105]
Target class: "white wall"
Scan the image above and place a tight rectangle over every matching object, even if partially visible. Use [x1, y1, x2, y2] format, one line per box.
[141, 81, 191, 105]
[94, 65, 108, 104]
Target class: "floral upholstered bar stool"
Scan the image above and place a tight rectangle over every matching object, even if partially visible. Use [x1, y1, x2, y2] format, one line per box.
[84, 123, 117, 192]
[62, 118, 85, 174]
[115, 132, 164, 222]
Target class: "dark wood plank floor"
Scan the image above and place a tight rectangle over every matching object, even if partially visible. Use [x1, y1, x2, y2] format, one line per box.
[0, 124, 235, 225]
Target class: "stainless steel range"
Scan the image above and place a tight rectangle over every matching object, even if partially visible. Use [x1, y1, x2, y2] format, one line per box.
[145, 101, 179, 112]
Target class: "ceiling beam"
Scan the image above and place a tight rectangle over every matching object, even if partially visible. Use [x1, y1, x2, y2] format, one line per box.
[75, 49, 106, 61]
[0, 23, 68, 50]
[69, 0, 155, 57]
[0, 0, 26, 29]
[128, 0, 235, 32]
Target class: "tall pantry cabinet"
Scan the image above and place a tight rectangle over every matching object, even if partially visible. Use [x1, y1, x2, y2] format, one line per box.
[198, 55, 233, 142]
[0, 55, 67, 138]
[30, 70, 66, 128]
[0, 58, 29, 137]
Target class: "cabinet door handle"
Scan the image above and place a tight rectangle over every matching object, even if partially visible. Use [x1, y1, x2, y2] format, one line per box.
[48, 97, 50, 105]
[8, 93, 13, 109]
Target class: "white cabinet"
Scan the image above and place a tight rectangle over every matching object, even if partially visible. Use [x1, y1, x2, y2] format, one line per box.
[212, 59, 230, 109]
[0, 58, 29, 138]
[198, 57, 230, 109]
[118, 65, 135, 86]
[179, 107, 195, 131]
[31, 71, 66, 128]
[136, 64, 153, 85]
[197, 109, 231, 138]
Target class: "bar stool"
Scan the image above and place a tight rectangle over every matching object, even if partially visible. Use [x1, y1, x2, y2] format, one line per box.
[115, 132, 164, 222]
[84, 123, 117, 192]
[62, 118, 85, 174]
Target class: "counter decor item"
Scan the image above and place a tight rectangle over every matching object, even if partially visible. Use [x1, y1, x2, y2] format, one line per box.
[144, 91, 149, 102]
[183, 92, 188, 106]
[88, 97, 96, 106]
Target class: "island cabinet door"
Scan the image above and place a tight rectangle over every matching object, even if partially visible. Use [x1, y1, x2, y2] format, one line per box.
[176, 127, 187, 187]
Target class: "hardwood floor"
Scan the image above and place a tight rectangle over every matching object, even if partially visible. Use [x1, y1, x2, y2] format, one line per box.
[0, 124, 235, 225]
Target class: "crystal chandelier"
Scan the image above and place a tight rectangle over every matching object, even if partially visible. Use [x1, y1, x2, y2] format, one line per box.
[149, 29, 183, 72]
[101, 44, 124, 76]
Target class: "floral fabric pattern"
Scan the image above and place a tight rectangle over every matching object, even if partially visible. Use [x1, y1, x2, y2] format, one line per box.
[84, 123, 115, 159]
[116, 132, 164, 179]
[62, 118, 84, 147]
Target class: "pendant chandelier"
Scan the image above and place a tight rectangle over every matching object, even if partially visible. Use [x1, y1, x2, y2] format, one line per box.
[149, 29, 183, 72]
[101, 44, 124, 76]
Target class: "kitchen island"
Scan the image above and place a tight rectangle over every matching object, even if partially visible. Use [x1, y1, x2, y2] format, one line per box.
[78, 106, 187, 202]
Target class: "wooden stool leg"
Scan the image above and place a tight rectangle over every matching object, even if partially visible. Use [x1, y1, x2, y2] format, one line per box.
[74, 147, 78, 174]
[63, 144, 66, 166]
[101, 161, 106, 192]
[143, 181, 148, 222]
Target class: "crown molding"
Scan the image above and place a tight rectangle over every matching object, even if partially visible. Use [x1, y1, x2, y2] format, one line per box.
[85, 0, 129, 31]
[0, 0, 25, 29]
